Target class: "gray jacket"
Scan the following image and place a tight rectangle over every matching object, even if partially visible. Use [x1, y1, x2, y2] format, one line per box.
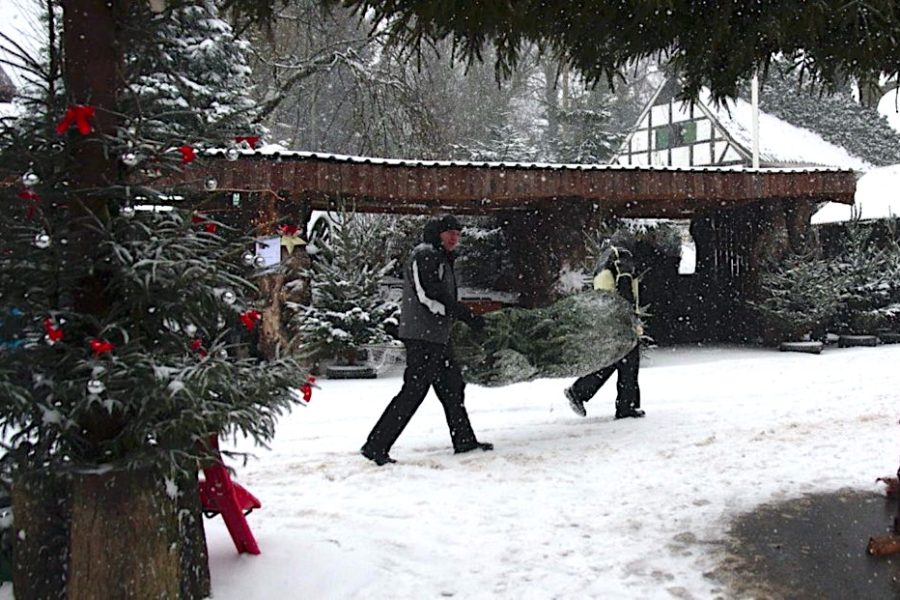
[398, 238, 474, 345]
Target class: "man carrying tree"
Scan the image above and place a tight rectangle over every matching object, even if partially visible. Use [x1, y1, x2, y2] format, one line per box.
[361, 214, 493, 465]
[564, 238, 646, 420]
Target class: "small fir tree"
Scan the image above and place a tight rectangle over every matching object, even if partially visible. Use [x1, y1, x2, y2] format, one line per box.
[748, 251, 847, 343]
[294, 213, 399, 365]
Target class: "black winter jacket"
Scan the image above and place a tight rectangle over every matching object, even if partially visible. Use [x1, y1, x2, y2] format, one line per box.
[397, 220, 475, 344]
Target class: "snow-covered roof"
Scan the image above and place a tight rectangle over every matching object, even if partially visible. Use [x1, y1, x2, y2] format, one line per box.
[699, 90, 872, 170]
[206, 145, 854, 174]
[812, 164, 900, 224]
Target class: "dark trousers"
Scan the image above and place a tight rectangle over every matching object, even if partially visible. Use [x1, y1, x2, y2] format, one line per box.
[569, 345, 641, 415]
[362, 339, 478, 455]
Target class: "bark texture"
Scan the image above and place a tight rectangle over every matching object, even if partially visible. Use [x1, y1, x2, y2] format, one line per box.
[11, 471, 69, 600]
[67, 469, 180, 600]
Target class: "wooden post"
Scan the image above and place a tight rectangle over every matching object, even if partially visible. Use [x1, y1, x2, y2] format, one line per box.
[785, 198, 814, 253]
[256, 196, 311, 358]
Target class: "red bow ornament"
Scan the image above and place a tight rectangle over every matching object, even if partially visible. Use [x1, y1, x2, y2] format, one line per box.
[190, 338, 207, 358]
[239, 310, 261, 332]
[56, 105, 96, 136]
[235, 136, 259, 150]
[43, 318, 63, 344]
[89, 338, 115, 357]
[191, 214, 217, 234]
[179, 145, 196, 165]
[18, 189, 41, 219]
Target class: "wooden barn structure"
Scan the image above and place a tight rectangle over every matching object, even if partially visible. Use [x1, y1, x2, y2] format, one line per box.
[161, 149, 857, 343]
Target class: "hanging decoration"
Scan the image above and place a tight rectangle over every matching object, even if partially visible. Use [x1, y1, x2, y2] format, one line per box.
[225, 147, 240, 161]
[278, 224, 306, 254]
[86, 379, 106, 395]
[179, 145, 196, 165]
[21, 171, 40, 187]
[121, 152, 140, 167]
[43, 318, 63, 344]
[33, 233, 51, 249]
[239, 310, 261, 332]
[89, 339, 115, 357]
[18, 189, 41, 219]
[56, 105, 96, 136]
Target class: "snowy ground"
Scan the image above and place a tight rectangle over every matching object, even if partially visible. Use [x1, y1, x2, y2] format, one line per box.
[198, 343, 899, 599]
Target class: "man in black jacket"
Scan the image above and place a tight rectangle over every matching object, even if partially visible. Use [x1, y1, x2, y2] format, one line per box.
[564, 241, 645, 420]
[361, 214, 493, 466]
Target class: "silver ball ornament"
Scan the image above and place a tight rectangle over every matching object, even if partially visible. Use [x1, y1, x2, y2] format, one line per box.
[121, 152, 139, 167]
[253, 255, 266, 268]
[183, 323, 197, 336]
[225, 147, 240, 161]
[33, 233, 51, 249]
[22, 171, 40, 187]
[120, 205, 136, 218]
[204, 177, 218, 191]
[86, 379, 105, 395]
[216, 348, 228, 359]
[221, 290, 236, 305]
[241, 251, 255, 266]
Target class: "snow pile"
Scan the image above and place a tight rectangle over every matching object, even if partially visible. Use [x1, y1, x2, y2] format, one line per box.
[812, 163, 900, 224]
[135, 343, 900, 600]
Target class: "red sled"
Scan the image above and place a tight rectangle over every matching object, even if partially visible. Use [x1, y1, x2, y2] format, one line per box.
[199, 435, 262, 555]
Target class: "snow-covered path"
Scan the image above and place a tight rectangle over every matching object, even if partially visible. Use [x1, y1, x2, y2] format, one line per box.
[207, 344, 898, 599]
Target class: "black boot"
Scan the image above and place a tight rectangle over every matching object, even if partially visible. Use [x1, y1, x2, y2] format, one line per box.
[361, 447, 397, 466]
[615, 408, 645, 419]
[454, 441, 494, 454]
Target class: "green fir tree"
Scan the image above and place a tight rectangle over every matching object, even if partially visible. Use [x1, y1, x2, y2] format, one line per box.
[294, 213, 399, 365]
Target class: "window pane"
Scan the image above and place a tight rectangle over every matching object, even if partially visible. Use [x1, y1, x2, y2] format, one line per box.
[655, 127, 670, 149]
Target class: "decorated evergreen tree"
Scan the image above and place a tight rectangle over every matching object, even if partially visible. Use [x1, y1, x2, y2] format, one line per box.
[294, 213, 399, 365]
[0, 2, 304, 596]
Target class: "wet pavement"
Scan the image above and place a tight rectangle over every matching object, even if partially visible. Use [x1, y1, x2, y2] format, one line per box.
[716, 489, 900, 599]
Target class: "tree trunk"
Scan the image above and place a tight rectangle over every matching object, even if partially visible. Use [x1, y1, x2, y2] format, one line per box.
[67, 468, 180, 600]
[177, 471, 211, 599]
[11, 470, 69, 600]
[500, 204, 598, 308]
